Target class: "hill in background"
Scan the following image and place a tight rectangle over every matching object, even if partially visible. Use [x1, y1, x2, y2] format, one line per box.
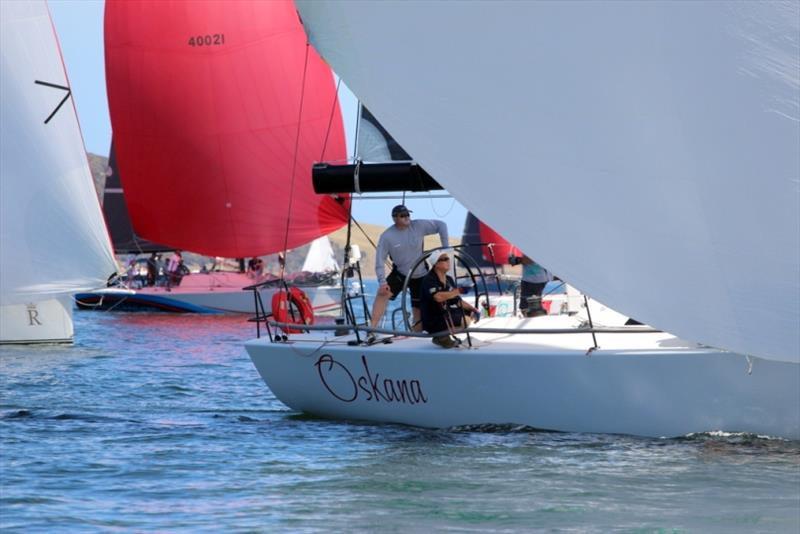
[328, 223, 459, 279]
[87, 152, 458, 278]
[87, 152, 108, 202]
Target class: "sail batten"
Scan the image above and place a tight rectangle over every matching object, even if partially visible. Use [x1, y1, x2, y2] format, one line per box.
[296, 0, 800, 363]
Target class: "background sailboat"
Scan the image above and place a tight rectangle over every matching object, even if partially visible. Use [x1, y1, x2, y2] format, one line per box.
[301, 236, 340, 274]
[77, 0, 349, 314]
[77, 141, 342, 314]
[0, 0, 116, 344]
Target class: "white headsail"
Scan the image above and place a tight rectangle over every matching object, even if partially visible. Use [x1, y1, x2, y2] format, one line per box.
[301, 236, 340, 273]
[296, 0, 800, 363]
[0, 0, 116, 304]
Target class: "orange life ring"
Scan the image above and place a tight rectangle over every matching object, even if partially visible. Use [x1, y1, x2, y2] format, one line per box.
[271, 287, 315, 334]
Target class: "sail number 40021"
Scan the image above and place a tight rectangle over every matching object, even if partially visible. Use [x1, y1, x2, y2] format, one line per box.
[188, 34, 225, 46]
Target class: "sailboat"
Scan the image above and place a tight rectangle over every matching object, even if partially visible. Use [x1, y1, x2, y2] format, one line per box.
[76, 145, 341, 315]
[245, 1, 799, 438]
[76, 0, 349, 315]
[0, 0, 117, 344]
[301, 236, 340, 275]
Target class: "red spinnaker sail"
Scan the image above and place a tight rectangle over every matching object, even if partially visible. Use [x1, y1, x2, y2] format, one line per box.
[478, 221, 520, 265]
[104, 0, 348, 258]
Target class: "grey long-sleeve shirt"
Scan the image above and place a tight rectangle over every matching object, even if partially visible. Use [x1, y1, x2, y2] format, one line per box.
[375, 219, 449, 284]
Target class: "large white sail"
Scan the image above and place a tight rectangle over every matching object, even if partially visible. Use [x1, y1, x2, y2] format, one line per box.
[296, 1, 800, 363]
[0, 1, 116, 305]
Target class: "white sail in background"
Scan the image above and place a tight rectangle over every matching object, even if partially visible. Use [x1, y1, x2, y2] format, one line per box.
[0, 2, 115, 313]
[296, 0, 800, 363]
[301, 236, 340, 273]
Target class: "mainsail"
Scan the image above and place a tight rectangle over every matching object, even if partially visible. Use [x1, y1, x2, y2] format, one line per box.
[356, 105, 412, 162]
[0, 0, 116, 304]
[104, 0, 349, 258]
[312, 103, 441, 194]
[102, 142, 169, 254]
[295, 1, 800, 363]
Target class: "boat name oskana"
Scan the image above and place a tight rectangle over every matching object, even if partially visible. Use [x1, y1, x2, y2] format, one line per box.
[315, 354, 428, 405]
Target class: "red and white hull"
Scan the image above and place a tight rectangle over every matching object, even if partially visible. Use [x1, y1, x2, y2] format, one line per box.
[76, 272, 341, 315]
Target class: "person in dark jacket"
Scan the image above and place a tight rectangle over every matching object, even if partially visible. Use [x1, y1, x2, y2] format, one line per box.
[146, 253, 158, 287]
[420, 249, 478, 348]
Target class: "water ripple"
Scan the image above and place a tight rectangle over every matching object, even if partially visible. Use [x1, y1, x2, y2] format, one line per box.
[1, 309, 798, 532]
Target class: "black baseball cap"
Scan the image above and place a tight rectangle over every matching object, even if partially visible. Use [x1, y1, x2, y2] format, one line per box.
[391, 205, 412, 216]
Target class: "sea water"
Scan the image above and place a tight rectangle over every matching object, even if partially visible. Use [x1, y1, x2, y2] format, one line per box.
[1, 288, 798, 532]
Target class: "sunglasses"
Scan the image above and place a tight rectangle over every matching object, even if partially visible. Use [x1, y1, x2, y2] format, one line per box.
[395, 212, 410, 218]
[436, 257, 451, 263]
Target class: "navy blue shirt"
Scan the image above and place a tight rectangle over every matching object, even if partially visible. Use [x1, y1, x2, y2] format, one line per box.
[420, 270, 464, 334]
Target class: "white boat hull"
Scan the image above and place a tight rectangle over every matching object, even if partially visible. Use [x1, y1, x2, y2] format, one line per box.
[0, 296, 74, 344]
[245, 317, 800, 439]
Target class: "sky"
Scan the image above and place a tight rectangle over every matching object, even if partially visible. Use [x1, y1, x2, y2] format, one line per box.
[48, 0, 468, 236]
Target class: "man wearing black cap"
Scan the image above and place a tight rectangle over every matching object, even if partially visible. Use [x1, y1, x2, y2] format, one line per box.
[369, 204, 449, 339]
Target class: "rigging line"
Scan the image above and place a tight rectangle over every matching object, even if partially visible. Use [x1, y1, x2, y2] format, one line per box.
[349, 216, 378, 250]
[429, 193, 457, 218]
[340, 198, 355, 310]
[349, 214, 391, 270]
[279, 42, 312, 283]
[352, 101, 362, 162]
[319, 76, 343, 162]
[350, 215, 392, 269]
[442, 299, 463, 347]
[289, 338, 332, 358]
